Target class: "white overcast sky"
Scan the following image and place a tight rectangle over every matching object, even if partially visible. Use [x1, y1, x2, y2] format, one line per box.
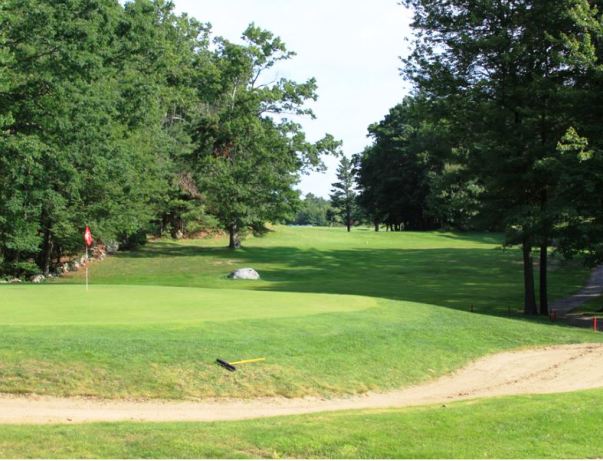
[172, 0, 413, 198]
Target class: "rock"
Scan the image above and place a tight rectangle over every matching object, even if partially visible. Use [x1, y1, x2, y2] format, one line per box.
[0, 280, 8, 284]
[69, 261, 80, 271]
[174, 230, 184, 240]
[61, 262, 70, 273]
[8, 278, 21, 284]
[30, 274, 45, 283]
[228, 268, 260, 280]
[105, 241, 119, 254]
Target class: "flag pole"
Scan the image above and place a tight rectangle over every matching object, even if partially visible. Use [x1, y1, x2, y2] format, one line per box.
[85, 245, 89, 292]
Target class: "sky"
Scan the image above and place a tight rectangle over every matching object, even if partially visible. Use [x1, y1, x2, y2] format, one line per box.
[172, 0, 414, 198]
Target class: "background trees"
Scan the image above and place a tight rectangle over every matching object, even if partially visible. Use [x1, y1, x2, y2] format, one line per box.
[289, 194, 333, 227]
[0, 0, 336, 274]
[354, 98, 446, 231]
[354, 0, 603, 314]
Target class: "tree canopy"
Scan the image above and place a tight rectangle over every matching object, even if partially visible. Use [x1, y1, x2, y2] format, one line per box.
[0, 0, 337, 275]
[354, 0, 603, 314]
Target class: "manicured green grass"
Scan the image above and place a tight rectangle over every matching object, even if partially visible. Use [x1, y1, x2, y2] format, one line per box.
[0, 227, 599, 399]
[1, 389, 602, 458]
[0, 285, 374, 325]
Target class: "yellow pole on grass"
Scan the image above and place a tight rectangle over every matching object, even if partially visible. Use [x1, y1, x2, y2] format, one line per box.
[230, 358, 266, 365]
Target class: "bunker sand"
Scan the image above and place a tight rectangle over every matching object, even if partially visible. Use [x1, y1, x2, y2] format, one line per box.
[1, 343, 602, 424]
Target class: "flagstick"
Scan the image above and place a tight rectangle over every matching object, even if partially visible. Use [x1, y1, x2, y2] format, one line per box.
[85, 245, 89, 292]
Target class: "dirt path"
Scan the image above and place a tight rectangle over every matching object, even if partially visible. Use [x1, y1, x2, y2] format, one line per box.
[2, 343, 602, 424]
[550, 264, 603, 316]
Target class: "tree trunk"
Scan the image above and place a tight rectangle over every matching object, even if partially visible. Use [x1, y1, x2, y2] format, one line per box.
[38, 226, 53, 276]
[373, 220, 379, 232]
[228, 224, 240, 249]
[539, 240, 548, 316]
[346, 208, 351, 232]
[522, 239, 538, 315]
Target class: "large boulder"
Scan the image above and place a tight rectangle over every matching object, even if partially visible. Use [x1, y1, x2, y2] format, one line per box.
[30, 274, 45, 283]
[228, 268, 260, 280]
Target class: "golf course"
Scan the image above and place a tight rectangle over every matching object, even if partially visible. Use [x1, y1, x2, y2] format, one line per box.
[1, 227, 602, 458]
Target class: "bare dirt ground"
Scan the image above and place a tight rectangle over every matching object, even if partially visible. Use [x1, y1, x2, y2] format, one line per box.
[1, 343, 602, 424]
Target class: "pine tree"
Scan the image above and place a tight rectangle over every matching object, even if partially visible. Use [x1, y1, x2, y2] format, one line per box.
[330, 157, 356, 232]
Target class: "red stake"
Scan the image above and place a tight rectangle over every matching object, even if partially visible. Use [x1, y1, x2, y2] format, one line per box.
[595, 317, 599, 332]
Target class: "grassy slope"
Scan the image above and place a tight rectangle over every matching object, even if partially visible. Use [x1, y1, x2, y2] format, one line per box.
[1, 390, 602, 458]
[0, 227, 598, 399]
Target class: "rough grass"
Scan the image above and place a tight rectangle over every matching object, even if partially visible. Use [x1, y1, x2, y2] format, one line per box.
[1, 389, 602, 458]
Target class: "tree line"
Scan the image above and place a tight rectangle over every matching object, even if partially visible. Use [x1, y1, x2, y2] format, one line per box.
[0, 0, 338, 277]
[353, 0, 603, 315]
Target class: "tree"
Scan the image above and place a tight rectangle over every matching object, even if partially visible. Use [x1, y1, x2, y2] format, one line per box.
[290, 193, 332, 226]
[193, 24, 339, 249]
[402, 0, 603, 314]
[0, 0, 209, 275]
[354, 97, 446, 231]
[330, 157, 356, 232]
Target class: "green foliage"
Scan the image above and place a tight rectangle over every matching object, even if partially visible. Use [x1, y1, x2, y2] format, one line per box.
[0, 0, 210, 275]
[193, 25, 340, 248]
[0, 2, 333, 272]
[289, 193, 332, 226]
[330, 156, 356, 231]
[399, 0, 603, 313]
[354, 98, 447, 231]
[426, 162, 484, 231]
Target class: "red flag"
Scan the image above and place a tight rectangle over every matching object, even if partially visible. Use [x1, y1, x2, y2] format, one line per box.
[84, 226, 93, 247]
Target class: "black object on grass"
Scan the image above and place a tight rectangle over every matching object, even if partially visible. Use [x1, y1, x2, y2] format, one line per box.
[216, 358, 236, 372]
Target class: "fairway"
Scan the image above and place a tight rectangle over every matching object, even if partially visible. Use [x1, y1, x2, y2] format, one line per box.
[0, 285, 375, 325]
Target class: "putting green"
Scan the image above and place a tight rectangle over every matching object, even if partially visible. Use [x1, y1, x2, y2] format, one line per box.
[0, 285, 377, 325]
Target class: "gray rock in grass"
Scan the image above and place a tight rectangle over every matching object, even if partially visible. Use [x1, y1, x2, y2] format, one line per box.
[228, 268, 260, 280]
[30, 274, 45, 283]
